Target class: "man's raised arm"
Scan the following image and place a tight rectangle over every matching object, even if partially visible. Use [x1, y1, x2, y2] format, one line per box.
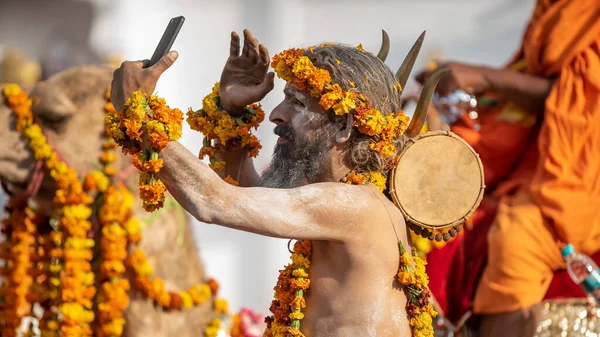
[158, 141, 373, 241]
[210, 29, 275, 187]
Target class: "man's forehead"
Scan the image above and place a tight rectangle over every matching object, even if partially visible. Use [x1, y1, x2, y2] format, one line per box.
[283, 84, 302, 96]
[283, 84, 311, 101]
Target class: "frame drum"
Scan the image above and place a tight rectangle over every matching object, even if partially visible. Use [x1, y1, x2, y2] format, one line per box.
[389, 131, 485, 230]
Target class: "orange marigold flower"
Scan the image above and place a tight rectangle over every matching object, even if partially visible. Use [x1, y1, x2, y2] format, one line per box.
[123, 119, 143, 141]
[397, 271, 417, 285]
[223, 176, 239, 186]
[100, 151, 116, 164]
[199, 146, 216, 159]
[148, 130, 170, 152]
[138, 180, 167, 206]
[143, 158, 164, 173]
[207, 278, 219, 295]
[169, 293, 182, 310]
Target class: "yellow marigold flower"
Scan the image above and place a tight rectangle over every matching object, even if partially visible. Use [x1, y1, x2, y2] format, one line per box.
[290, 296, 306, 309]
[46, 320, 59, 330]
[291, 254, 311, 269]
[204, 326, 220, 337]
[397, 271, 417, 285]
[3, 83, 22, 96]
[63, 204, 92, 220]
[64, 237, 95, 249]
[365, 171, 387, 192]
[93, 171, 110, 192]
[292, 56, 316, 78]
[125, 104, 146, 123]
[101, 318, 125, 336]
[203, 95, 218, 114]
[399, 251, 414, 266]
[124, 217, 141, 236]
[188, 284, 212, 304]
[214, 298, 229, 314]
[180, 292, 194, 309]
[146, 120, 165, 133]
[332, 92, 357, 115]
[292, 268, 308, 278]
[82, 272, 95, 286]
[60, 303, 95, 323]
[319, 84, 343, 111]
[209, 160, 226, 171]
[166, 122, 182, 140]
[410, 316, 425, 330]
[289, 311, 304, 320]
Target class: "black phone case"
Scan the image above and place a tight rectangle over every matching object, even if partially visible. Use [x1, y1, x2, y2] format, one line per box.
[147, 16, 185, 68]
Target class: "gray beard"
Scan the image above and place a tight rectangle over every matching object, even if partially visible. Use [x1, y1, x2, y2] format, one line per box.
[259, 138, 333, 189]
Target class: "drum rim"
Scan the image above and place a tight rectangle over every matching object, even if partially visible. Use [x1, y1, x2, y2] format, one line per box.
[389, 130, 486, 230]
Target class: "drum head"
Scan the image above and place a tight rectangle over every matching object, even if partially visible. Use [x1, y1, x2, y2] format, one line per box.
[390, 131, 484, 229]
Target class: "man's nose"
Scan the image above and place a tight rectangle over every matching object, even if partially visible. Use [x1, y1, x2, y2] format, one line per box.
[269, 101, 291, 125]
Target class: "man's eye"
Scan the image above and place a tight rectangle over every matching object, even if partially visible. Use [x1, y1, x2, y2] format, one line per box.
[293, 99, 305, 107]
[38, 113, 71, 130]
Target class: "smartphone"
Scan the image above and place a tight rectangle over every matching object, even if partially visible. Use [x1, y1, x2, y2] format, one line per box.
[146, 16, 185, 68]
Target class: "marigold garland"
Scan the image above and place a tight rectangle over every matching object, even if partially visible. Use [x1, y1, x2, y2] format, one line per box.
[264, 240, 311, 337]
[0, 203, 38, 337]
[271, 47, 410, 157]
[397, 242, 437, 337]
[3, 85, 228, 337]
[105, 91, 184, 212]
[186, 82, 265, 185]
[125, 248, 218, 310]
[3, 84, 97, 337]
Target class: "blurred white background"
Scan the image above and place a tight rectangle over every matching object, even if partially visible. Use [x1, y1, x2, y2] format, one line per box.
[0, 0, 535, 315]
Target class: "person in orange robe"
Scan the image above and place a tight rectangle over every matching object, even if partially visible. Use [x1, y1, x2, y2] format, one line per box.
[417, 1, 600, 336]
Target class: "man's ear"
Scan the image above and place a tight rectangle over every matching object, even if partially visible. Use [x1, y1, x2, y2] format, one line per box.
[335, 113, 353, 144]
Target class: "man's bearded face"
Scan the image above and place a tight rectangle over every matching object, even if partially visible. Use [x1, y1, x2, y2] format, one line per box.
[260, 87, 338, 189]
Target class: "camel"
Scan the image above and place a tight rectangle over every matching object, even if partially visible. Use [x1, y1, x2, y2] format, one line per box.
[0, 66, 217, 337]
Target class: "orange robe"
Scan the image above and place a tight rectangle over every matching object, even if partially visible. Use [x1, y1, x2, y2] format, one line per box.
[473, 0, 600, 313]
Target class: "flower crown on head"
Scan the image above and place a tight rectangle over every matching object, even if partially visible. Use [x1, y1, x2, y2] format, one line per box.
[271, 46, 410, 157]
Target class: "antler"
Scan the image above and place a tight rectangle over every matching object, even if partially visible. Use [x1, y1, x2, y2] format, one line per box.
[376, 30, 390, 62]
[405, 67, 451, 137]
[396, 31, 426, 95]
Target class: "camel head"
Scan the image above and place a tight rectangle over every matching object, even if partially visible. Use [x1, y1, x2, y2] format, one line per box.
[0, 66, 124, 210]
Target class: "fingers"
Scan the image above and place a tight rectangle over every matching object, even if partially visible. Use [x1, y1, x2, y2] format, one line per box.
[242, 29, 250, 58]
[230, 31, 241, 58]
[150, 51, 179, 77]
[245, 30, 260, 63]
[259, 44, 270, 65]
[257, 72, 275, 96]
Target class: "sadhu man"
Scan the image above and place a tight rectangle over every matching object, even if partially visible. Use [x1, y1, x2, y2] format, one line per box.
[109, 29, 448, 337]
[417, 0, 600, 336]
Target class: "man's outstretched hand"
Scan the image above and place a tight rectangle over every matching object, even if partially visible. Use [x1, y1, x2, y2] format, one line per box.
[415, 61, 491, 96]
[219, 29, 275, 116]
[110, 51, 179, 112]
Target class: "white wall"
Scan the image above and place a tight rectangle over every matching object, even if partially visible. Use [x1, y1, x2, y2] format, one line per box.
[3, 0, 536, 315]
